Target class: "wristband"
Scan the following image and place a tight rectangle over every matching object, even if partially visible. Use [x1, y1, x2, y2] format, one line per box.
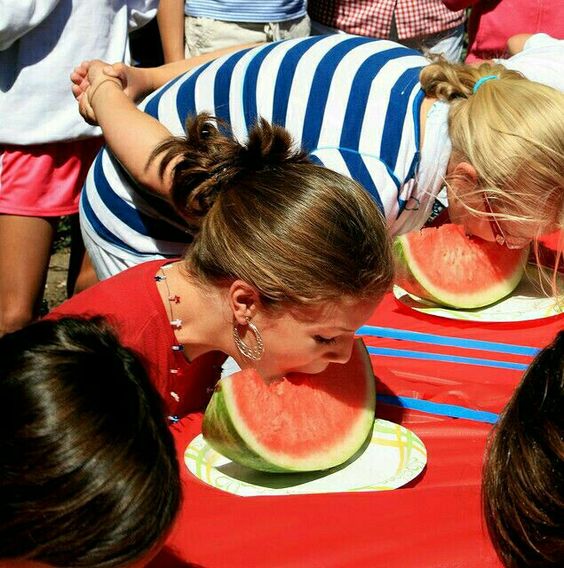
[89, 77, 123, 105]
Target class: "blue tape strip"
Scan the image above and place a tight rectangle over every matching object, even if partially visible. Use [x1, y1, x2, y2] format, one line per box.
[367, 346, 528, 371]
[377, 394, 499, 424]
[358, 325, 539, 357]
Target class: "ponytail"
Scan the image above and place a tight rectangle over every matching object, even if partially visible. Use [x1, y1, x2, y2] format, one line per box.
[149, 113, 310, 226]
[420, 57, 524, 101]
[149, 112, 393, 308]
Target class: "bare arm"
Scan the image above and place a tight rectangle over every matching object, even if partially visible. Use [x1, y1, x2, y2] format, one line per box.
[71, 42, 263, 198]
[141, 41, 262, 92]
[71, 42, 261, 105]
[157, 0, 186, 63]
[507, 34, 533, 55]
[80, 63, 178, 199]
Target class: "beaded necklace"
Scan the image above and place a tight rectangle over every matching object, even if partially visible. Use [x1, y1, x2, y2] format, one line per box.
[154, 264, 186, 423]
[154, 263, 224, 424]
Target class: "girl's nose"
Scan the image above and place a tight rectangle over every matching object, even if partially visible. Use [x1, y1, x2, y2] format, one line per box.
[327, 337, 354, 365]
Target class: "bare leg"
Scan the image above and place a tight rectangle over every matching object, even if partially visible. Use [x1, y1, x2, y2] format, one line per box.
[0, 214, 57, 336]
[72, 250, 99, 294]
[67, 214, 98, 295]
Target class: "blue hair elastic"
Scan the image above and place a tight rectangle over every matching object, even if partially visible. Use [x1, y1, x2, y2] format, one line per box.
[473, 75, 499, 94]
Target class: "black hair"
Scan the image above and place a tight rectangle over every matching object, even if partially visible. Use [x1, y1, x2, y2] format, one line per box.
[483, 330, 564, 567]
[0, 317, 181, 567]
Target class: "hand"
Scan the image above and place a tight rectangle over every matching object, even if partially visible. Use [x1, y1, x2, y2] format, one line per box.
[71, 60, 122, 125]
[70, 60, 93, 101]
[103, 62, 153, 103]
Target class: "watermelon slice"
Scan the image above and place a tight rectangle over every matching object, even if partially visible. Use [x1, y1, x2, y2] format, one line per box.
[394, 224, 529, 309]
[202, 338, 376, 473]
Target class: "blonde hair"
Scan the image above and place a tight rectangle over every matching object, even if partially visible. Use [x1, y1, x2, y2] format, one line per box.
[151, 113, 393, 309]
[421, 59, 564, 289]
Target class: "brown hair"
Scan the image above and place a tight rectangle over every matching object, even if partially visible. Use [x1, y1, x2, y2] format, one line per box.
[0, 317, 180, 567]
[420, 58, 564, 242]
[151, 113, 394, 309]
[482, 331, 564, 567]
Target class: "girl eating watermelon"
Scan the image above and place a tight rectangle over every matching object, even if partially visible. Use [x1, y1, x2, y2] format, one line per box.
[71, 33, 563, 282]
[48, 114, 393, 419]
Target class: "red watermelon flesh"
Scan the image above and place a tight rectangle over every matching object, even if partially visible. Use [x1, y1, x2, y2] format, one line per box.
[202, 338, 376, 472]
[532, 230, 564, 273]
[394, 224, 529, 309]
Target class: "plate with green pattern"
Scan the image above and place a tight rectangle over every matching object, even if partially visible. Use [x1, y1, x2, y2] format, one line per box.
[393, 267, 563, 322]
[185, 419, 427, 497]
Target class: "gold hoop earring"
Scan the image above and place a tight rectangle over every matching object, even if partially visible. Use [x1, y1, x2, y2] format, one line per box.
[233, 318, 264, 361]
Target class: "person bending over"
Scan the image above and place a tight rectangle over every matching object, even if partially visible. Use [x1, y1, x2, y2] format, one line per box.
[71, 35, 564, 283]
[48, 114, 394, 420]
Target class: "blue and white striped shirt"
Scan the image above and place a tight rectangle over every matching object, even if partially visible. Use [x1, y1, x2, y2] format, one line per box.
[185, 0, 306, 22]
[81, 35, 436, 269]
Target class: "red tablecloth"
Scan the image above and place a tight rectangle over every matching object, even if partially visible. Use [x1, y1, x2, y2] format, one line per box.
[150, 293, 563, 568]
[362, 293, 562, 416]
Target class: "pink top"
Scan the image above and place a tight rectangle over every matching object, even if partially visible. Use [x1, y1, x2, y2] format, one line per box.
[442, 0, 564, 62]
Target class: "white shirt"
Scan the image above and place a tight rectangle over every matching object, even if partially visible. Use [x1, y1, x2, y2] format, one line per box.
[0, 0, 157, 145]
[496, 33, 564, 93]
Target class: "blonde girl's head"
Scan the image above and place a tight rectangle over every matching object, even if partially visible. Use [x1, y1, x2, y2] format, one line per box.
[420, 59, 564, 287]
[151, 113, 393, 312]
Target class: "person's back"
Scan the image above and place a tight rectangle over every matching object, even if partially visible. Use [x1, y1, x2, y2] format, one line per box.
[72, 34, 564, 293]
[81, 35, 432, 276]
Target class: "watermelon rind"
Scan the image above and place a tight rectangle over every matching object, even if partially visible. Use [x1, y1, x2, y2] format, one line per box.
[394, 228, 529, 309]
[203, 385, 289, 473]
[202, 339, 376, 473]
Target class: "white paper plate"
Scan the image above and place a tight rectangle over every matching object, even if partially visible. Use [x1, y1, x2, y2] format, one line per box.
[185, 419, 427, 497]
[393, 267, 563, 323]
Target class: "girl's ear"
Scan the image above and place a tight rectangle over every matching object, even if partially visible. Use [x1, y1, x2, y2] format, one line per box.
[228, 280, 260, 324]
[450, 161, 479, 196]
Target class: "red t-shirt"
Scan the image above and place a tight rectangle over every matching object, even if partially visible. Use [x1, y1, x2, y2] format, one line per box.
[48, 259, 225, 418]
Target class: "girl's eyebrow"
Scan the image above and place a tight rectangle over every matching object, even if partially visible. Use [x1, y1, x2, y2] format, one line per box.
[312, 326, 354, 333]
[332, 326, 356, 332]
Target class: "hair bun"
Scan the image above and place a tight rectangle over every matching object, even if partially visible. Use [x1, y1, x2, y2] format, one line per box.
[150, 113, 310, 226]
[241, 118, 310, 170]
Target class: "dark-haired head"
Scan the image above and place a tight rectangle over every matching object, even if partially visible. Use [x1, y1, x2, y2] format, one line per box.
[0, 317, 180, 567]
[151, 113, 393, 312]
[483, 331, 564, 567]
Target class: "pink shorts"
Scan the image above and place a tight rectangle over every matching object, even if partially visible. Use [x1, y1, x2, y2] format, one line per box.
[0, 138, 103, 217]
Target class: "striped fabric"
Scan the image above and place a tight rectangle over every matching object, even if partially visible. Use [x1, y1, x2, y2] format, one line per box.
[185, 0, 306, 22]
[81, 35, 432, 264]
